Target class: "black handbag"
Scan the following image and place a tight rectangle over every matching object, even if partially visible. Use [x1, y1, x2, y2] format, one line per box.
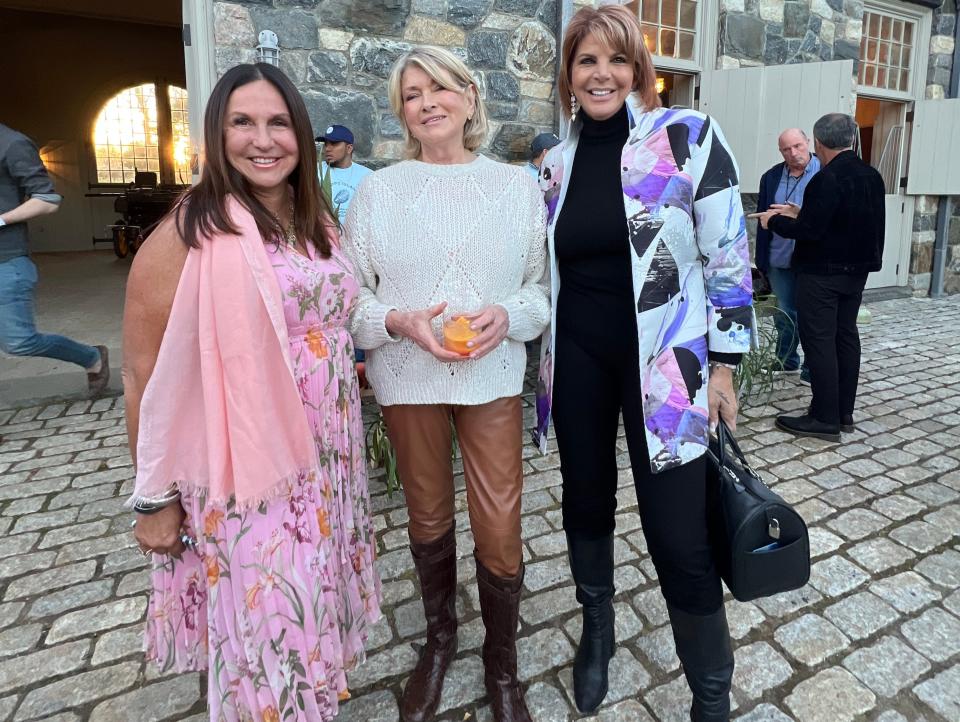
[706, 421, 810, 602]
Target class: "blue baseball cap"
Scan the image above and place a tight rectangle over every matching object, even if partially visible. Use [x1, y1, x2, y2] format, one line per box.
[315, 124, 354, 144]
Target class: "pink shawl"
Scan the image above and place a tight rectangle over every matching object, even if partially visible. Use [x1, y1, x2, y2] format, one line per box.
[130, 196, 319, 508]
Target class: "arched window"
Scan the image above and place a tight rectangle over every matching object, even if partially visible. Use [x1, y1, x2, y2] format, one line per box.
[93, 83, 192, 185]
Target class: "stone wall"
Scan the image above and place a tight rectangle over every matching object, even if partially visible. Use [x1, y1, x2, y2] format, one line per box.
[718, 0, 863, 71]
[212, 1, 559, 167]
[910, 0, 957, 295]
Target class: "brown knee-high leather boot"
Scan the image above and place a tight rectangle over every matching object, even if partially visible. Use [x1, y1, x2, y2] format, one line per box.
[476, 553, 532, 722]
[400, 526, 458, 722]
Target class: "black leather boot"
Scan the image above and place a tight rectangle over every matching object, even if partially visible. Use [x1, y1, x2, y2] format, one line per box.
[565, 530, 615, 714]
[667, 603, 735, 722]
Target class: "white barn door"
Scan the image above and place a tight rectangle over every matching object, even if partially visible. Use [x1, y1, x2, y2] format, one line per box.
[699, 60, 854, 193]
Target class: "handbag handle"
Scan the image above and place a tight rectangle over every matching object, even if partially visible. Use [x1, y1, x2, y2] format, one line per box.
[714, 419, 752, 471]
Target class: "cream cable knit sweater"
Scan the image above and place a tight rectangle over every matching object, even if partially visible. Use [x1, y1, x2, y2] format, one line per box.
[344, 154, 549, 406]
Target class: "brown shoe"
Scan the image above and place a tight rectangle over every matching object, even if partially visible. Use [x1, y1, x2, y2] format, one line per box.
[476, 553, 531, 722]
[87, 345, 110, 397]
[400, 526, 458, 722]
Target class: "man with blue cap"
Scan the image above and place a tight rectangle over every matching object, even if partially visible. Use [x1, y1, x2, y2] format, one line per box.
[316, 124, 372, 225]
[527, 132, 561, 180]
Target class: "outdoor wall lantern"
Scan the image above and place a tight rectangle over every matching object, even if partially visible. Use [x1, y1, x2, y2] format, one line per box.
[257, 30, 280, 66]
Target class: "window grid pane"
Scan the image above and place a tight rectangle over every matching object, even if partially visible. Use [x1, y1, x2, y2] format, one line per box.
[93, 83, 160, 184]
[168, 86, 192, 183]
[637, 0, 697, 60]
[859, 10, 914, 94]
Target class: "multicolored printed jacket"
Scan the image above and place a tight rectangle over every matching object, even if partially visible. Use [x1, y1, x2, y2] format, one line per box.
[533, 93, 754, 473]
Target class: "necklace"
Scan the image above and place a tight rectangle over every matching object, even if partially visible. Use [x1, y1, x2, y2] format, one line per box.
[782, 168, 804, 204]
[274, 200, 298, 249]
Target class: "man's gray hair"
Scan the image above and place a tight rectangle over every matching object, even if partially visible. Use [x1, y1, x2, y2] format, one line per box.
[813, 113, 857, 150]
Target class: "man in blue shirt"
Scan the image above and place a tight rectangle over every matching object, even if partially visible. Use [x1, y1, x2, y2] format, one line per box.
[316, 125, 372, 226]
[0, 123, 109, 395]
[755, 128, 821, 381]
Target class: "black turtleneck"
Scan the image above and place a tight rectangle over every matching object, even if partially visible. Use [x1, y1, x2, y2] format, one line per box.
[555, 105, 637, 358]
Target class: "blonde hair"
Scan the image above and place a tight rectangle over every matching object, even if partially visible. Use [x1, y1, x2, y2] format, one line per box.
[387, 45, 489, 158]
[559, 5, 661, 118]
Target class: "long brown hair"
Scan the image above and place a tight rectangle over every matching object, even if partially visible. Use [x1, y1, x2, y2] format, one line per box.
[176, 63, 335, 257]
[558, 5, 660, 117]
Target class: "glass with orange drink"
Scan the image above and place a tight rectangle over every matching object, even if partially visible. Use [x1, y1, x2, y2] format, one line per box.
[442, 314, 478, 356]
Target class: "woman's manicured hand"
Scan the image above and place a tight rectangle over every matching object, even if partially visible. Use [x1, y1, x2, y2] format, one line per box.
[386, 303, 464, 362]
[463, 305, 510, 360]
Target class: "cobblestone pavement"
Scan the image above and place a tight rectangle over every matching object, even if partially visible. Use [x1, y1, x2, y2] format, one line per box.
[1, 295, 959, 722]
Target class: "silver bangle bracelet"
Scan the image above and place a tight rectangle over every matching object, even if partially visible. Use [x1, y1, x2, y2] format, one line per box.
[136, 488, 181, 506]
[709, 361, 738, 371]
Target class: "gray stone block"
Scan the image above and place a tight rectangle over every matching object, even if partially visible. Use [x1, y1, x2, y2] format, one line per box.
[636, 623, 680, 672]
[823, 591, 899, 641]
[842, 635, 931, 698]
[487, 70, 520, 102]
[490, 122, 537, 161]
[449, 0, 495, 29]
[307, 50, 348, 84]
[436, 655, 485, 713]
[318, 0, 411, 35]
[808, 556, 871, 597]
[774, 613, 850, 666]
[734, 703, 793, 721]
[15, 661, 140, 720]
[249, 8, 319, 50]
[784, 666, 876, 721]
[846, 538, 915, 574]
[350, 37, 413, 79]
[915, 548, 960, 587]
[826, 508, 890, 541]
[912, 664, 960, 721]
[88, 674, 202, 722]
[889, 520, 953, 553]
[468, 30, 510, 68]
[900, 607, 960, 662]
[495, 0, 540, 14]
[523, 682, 571, 722]
[517, 628, 574, 680]
[869, 571, 942, 613]
[732, 642, 794, 700]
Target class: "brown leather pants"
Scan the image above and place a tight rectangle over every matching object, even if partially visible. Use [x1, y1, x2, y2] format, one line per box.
[382, 396, 524, 578]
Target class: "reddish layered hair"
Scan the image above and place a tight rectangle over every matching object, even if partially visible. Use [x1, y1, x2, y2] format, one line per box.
[558, 5, 661, 117]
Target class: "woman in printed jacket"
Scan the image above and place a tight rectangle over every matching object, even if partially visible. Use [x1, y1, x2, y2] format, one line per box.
[533, 6, 753, 720]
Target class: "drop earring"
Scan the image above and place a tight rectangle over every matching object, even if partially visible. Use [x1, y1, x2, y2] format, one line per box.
[570, 92, 578, 122]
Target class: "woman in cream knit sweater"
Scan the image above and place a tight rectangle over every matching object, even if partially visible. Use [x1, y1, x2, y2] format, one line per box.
[344, 46, 548, 722]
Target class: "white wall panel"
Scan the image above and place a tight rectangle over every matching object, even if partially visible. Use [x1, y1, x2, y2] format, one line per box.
[907, 99, 960, 196]
[699, 60, 854, 193]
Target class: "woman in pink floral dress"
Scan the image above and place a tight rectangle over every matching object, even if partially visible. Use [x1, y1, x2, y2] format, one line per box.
[123, 63, 381, 722]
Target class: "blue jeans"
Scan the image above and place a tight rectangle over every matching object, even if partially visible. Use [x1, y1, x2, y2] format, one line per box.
[766, 266, 803, 370]
[0, 256, 99, 368]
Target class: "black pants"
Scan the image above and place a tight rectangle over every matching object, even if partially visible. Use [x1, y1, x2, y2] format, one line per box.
[796, 272, 868, 425]
[552, 330, 723, 615]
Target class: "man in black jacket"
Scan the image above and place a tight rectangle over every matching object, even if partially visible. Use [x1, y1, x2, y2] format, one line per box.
[755, 113, 884, 441]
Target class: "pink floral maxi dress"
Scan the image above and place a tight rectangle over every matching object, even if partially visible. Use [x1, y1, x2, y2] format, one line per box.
[144, 241, 382, 722]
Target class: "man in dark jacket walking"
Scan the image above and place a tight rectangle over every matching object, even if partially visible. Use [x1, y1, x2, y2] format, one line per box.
[755, 113, 884, 441]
